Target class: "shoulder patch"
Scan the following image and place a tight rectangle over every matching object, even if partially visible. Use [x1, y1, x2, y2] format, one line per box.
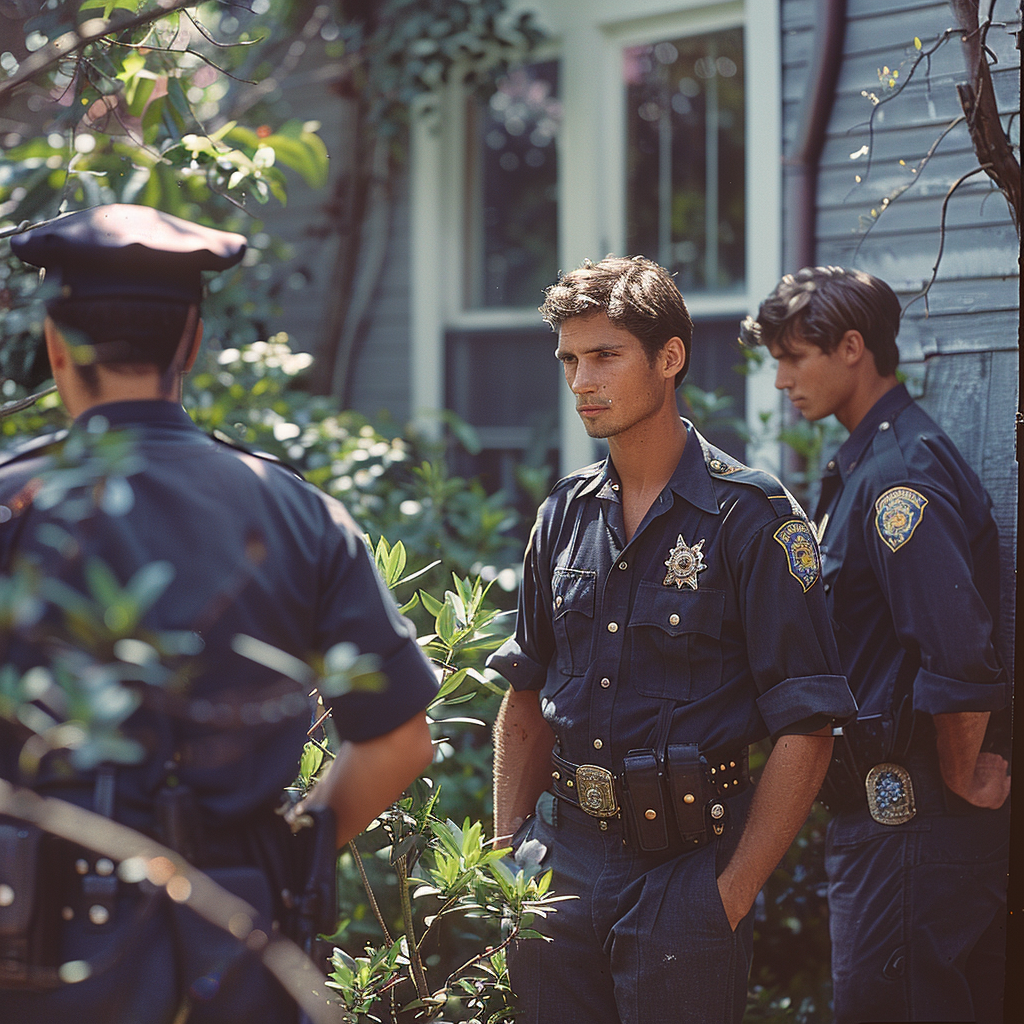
[773, 519, 820, 592]
[874, 486, 927, 552]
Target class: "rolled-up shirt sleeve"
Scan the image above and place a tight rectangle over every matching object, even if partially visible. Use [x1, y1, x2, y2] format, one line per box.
[741, 516, 856, 738]
[315, 500, 439, 742]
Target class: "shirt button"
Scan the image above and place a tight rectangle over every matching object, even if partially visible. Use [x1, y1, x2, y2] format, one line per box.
[593, 738, 603, 750]
[826, 460, 836, 470]
[668, 613, 680, 626]
[607, 622, 619, 633]
[618, 561, 628, 570]
[879, 421, 890, 431]
[600, 677, 611, 688]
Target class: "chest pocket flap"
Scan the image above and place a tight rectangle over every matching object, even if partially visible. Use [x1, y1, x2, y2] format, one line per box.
[551, 568, 596, 676]
[629, 583, 725, 700]
[631, 583, 725, 638]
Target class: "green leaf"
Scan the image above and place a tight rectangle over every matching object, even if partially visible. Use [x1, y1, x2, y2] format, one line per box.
[436, 598, 458, 645]
[125, 560, 175, 613]
[432, 666, 468, 702]
[385, 540, 407, 588]
[419, 590, 444, 618]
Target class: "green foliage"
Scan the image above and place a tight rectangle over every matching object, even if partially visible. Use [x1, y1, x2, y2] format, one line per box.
[343, 0, 546, 132]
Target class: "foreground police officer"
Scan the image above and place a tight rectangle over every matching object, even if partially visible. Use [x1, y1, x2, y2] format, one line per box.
[488, 256, 856, 1024]
[0, 205, 437, 1023]
[745, 266, 1010, 1024]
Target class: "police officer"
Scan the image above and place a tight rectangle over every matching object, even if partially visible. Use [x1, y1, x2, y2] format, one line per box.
[0, 205, 437, 1023]
[488, 256, 856, 1024]
[744, 266, 1010, 1024]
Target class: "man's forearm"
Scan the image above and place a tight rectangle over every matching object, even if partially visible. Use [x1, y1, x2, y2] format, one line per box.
[716, 730, 833, 929]
[933, 710, 1010, 809]
[492, 688, 556, 846]
[301, 713, 434, 848]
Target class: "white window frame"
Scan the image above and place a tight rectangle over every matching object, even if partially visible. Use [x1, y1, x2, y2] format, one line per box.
[411, 0, 782, 472]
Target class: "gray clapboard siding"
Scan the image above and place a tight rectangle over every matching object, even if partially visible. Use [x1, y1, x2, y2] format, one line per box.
[781, 0, 1019, 673]
[345, 178, 415, 424]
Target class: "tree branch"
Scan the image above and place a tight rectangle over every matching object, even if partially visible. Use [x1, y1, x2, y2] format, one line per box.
[950, 0, 1021, 232]
[0, 0, 202, 101]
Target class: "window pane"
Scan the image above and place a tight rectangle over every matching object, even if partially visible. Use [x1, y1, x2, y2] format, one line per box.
[465, 61, 560, 308]
[625, 29, 745, 293]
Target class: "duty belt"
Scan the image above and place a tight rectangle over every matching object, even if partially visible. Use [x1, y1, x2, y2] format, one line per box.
[549, 746, 749, 852]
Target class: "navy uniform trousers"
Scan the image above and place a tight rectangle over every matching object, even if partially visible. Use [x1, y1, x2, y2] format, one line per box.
[508, 789, 755, 1024]
[826, 798, 1008, 1024]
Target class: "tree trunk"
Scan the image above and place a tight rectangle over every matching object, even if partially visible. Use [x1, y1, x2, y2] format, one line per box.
[949, 0, 1022, 233]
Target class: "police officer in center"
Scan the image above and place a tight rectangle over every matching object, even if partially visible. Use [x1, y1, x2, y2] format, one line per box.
[744, 265, 1010, 1024]
[488, 255, 856, 1024]
[0, 205, 438, 1023]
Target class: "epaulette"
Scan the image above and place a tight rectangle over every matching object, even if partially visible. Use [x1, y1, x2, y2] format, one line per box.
[0, 429, 69, 469]
[209, 430, 307, 481]
[549, 458, 605, 499]
[700, 437, 806, 520]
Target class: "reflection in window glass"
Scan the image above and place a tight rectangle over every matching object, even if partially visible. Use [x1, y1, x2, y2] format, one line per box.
[625, 29, 745, 293]
[465, 61, 560, 308]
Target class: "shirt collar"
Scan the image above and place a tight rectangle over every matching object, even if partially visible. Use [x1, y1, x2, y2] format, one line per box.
[74, 400, 196, 432]
[578, 420, 720, 514]
[830, 383, 913, 480]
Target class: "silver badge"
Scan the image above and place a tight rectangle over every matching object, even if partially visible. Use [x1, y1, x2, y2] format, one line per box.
[663, 535, 707, 590]
[865, 763, 916, 825]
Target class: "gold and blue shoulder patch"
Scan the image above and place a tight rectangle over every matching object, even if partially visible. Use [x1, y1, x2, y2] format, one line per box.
[773, 520, 820, 592]
[874, 486, 928, 552]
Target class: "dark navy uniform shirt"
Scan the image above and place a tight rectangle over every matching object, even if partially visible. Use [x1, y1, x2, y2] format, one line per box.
[814, 384, 1006, 728]
[488, 422, 855, 771]
[0, 400, 438, 828]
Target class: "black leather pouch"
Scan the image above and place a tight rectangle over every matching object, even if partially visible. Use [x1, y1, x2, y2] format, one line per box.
[621, 749, 670, 852]
[665, 744, 709, 846]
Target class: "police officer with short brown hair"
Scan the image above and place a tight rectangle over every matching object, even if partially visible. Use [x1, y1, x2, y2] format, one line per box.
[489, 255, 856, 1024]
[747, 265, 1010, 1024]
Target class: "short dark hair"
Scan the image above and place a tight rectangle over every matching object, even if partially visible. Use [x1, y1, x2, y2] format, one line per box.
[539, 255, 693, 387]
[48, 297, 198, 395]
[740, 266, 901, 376]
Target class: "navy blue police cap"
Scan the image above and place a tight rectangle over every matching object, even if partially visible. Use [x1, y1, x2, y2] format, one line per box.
[10, 204, 247, 304]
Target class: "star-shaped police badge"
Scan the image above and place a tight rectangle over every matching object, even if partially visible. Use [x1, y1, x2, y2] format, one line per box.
[663, 535, 707, 590]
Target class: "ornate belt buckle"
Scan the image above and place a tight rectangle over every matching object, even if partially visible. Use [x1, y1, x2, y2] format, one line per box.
[575, 765, 618, 817]
[865, 763, 916, 825]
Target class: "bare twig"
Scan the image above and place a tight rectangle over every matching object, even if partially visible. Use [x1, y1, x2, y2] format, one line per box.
[850, 113, 966, 260]
[0, 386, 58, 418]
[846, 27, 960, 188]
[108, 38, 260, 85]
[902, 163, 994, 317]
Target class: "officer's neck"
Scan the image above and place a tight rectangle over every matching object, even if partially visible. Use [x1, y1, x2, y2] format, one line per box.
[835, 373, 900, 433]
[609, 412, 687, 542]
[58, 365, 181, 419]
